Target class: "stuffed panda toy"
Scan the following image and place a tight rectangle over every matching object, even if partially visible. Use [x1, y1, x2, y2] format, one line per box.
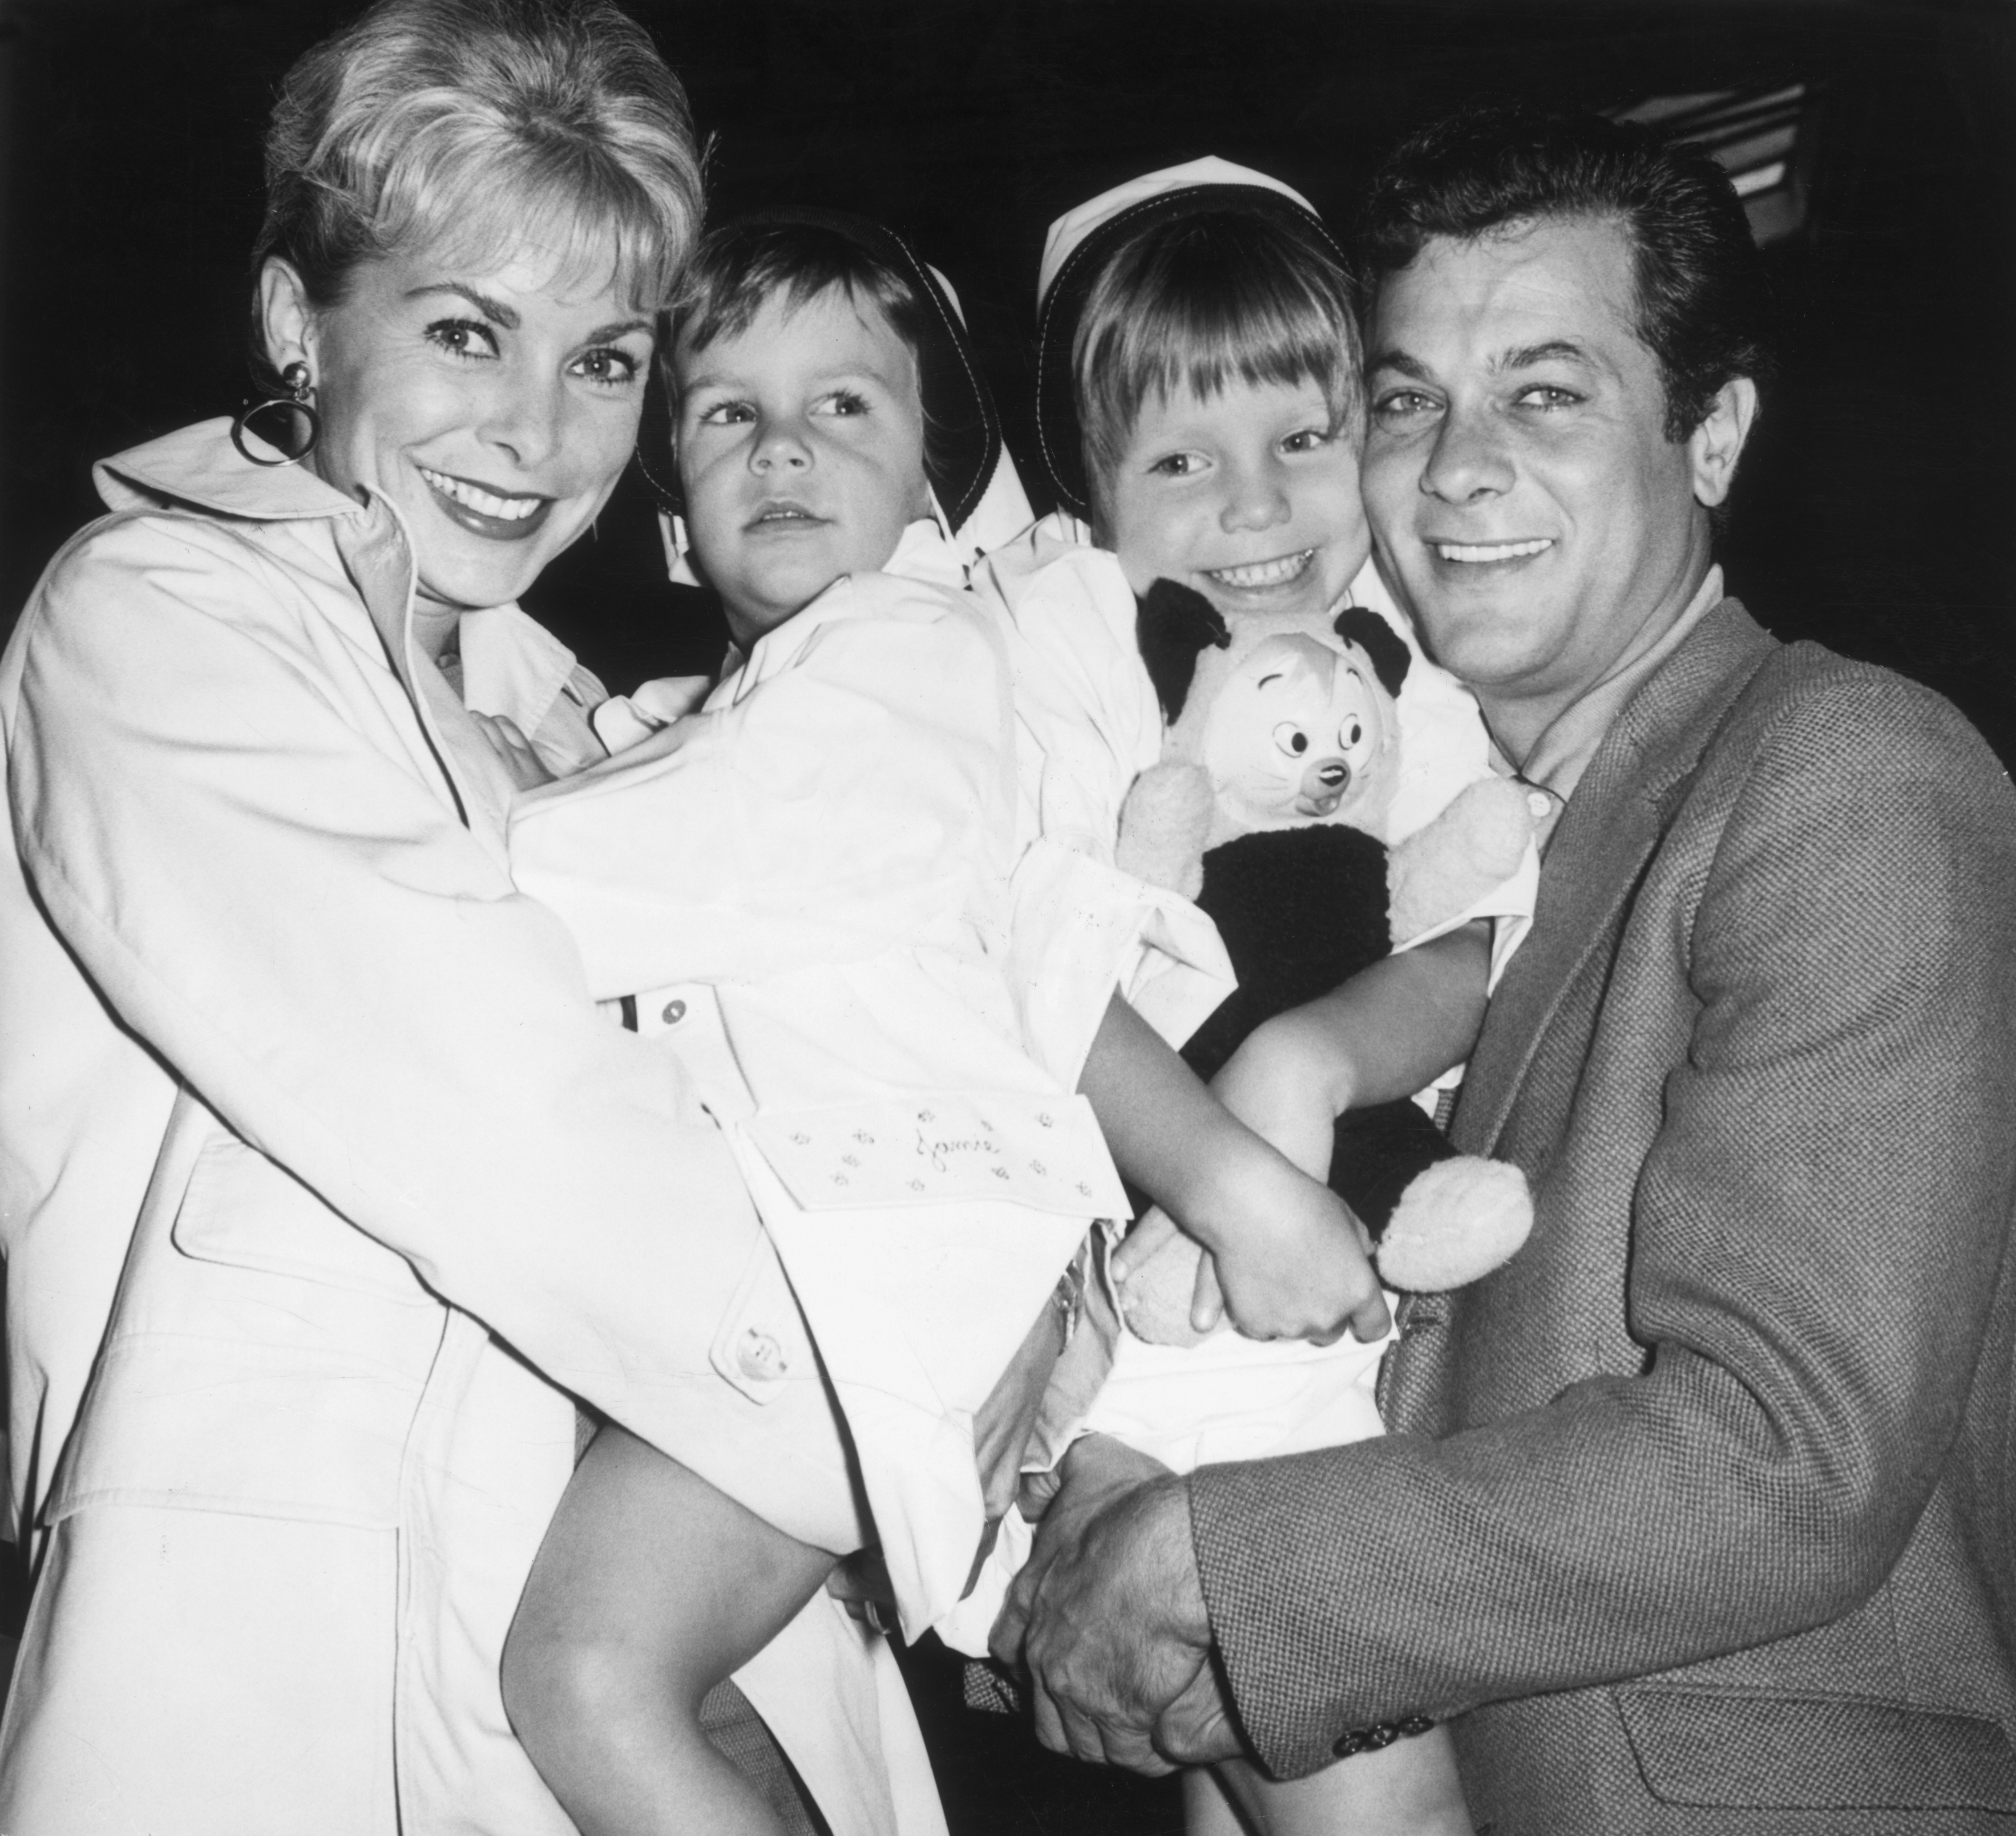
[1117, 580, 1534, 1313]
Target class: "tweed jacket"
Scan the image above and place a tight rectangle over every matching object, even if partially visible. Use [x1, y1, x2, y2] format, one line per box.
[1187, 597, 2016, 1833]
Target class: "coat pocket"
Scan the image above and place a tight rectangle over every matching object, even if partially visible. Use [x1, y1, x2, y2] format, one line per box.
[171, 1131, 435, 1307]
[1617, 1685, 2016, 1811]
[45, 1327, 439, 1530]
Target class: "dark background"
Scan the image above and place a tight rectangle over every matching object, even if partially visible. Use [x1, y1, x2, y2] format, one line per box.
[2, 0, 2013, 754]
[0, 3, 2011, 1830]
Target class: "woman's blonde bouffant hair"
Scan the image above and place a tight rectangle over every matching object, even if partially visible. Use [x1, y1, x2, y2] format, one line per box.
[253, 0, 703, 360]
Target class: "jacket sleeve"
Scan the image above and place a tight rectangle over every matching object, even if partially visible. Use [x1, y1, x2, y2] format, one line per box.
[8, 517, 762, 1439]
[508, 584, 1007, 997]
[975, 532, 1237, 1080]
[1185, 662, 2016, 1774]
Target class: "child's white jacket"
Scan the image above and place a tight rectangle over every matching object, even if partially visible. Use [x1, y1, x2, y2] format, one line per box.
[0, 422, 947, 1836]
[510, 517, 1233, 1637]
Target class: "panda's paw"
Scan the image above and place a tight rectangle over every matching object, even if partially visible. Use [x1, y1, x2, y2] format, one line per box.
[1374, 1155, 1532, 1293]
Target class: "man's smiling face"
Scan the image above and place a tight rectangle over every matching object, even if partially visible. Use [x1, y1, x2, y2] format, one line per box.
[1361, 214, 1716, 745]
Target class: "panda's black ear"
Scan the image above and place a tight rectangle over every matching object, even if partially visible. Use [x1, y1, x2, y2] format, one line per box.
[1137, 579, 1231, 722]
[1334, 605, 1411, 698]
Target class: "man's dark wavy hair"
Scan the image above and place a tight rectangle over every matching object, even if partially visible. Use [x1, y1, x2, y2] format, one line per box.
[1357, 102, 1776, 442]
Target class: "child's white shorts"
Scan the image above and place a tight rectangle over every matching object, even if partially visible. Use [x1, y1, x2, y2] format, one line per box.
[937, 1317, 1391, 1654]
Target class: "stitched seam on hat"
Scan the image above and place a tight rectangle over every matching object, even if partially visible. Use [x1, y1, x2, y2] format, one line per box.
[892, 242, 998, 527]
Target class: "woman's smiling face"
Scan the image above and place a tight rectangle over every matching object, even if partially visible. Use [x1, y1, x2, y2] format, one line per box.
[272, 243, 656, 616]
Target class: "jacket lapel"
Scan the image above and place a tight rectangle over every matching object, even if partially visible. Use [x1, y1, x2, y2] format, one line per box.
[95, 423, 534, 873]
[1455, 599, 1778, 1156]
[330, 498, 515, 872]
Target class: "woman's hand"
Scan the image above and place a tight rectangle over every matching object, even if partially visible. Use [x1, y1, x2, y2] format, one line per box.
[472, 710, 555, 792]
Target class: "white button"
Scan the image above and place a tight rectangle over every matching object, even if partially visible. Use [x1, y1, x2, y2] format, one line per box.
[661, 998, 688, 1026]
[736, 1330, 786, 1381]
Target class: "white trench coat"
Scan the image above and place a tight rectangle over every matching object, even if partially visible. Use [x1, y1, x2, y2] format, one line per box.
[511, 517, 1235, 1641]
[0, 422, 945, 1836]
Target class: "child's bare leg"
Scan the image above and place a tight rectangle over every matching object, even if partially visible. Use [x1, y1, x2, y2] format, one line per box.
[1204, 1727, 1471, 1835]
[1186, 1765, 1254, 1834]
[502, 1422, 836, 1836]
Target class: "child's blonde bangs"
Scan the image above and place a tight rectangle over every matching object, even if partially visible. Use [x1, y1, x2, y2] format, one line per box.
[1074, 212, 1364, 512]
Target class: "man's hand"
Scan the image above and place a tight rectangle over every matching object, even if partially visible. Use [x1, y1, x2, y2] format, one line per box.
[992, 1436, 1244, 1773]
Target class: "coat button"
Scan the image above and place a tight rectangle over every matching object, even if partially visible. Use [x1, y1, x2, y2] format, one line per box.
[736, 1329, 786, 1381]
[1332, 1716, 1433, 1759]
[661, 998, 688, 1026]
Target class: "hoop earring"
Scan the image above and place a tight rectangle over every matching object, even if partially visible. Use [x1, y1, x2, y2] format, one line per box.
[231, 361, 321, 466]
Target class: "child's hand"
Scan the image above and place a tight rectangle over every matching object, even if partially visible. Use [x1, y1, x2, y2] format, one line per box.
[1209, 1019, 1340, 1183]
[472, 710, 555, 791]
[1077, 994, 1384, 1342]
[1116, 1168, 1387, 1346]
[1203, 1158, 1388, 1345]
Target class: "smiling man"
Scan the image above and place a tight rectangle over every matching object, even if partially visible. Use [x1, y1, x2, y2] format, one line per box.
[996, 104, 2016, 1834]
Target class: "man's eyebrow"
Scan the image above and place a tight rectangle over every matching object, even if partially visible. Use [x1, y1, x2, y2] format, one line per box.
[405, 282, 519, 329]
[1499, 338, 1597, 371]
[1365, 347, 1432, 379]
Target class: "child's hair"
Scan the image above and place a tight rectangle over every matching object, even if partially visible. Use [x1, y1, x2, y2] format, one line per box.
[1070, 207, 1363, 525]
[668, 215, 955, 493]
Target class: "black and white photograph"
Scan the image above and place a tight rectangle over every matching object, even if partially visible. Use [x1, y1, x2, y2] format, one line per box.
[0, 3, 2012, 1833]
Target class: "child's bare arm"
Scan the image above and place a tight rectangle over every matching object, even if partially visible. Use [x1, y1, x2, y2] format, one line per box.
[1078, 994, 1388, 1345]
[1211, 921, 1490, 1180]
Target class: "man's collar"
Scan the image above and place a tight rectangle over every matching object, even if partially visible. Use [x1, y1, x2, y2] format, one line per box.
[1496, 565, 1725, 842]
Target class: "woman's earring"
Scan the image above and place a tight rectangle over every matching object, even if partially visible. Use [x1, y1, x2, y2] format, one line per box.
[231, 361, 321, 466]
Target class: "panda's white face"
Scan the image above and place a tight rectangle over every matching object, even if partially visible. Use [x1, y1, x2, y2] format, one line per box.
[1200, 633, 1389, 834]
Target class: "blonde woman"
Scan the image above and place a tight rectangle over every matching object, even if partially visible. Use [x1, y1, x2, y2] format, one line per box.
[0, 4, 922, 1830]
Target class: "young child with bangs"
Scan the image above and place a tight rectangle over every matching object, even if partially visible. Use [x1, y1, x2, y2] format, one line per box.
[493, 211, 1397, 1836]
[973, 160, 1538, 1836]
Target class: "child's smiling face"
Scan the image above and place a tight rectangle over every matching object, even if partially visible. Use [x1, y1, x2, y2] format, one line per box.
[1102, 375, 1370, 625]
[674, 285, 930, 649]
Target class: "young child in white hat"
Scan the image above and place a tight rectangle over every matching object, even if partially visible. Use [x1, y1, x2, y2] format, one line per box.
[972, 158, 1541, 1836]
[492, 209, 1391, 1836]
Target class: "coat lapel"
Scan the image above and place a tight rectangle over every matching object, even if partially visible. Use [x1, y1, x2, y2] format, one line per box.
[330, 495, 519, 871]
[1455, 599, 1779, 1157]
